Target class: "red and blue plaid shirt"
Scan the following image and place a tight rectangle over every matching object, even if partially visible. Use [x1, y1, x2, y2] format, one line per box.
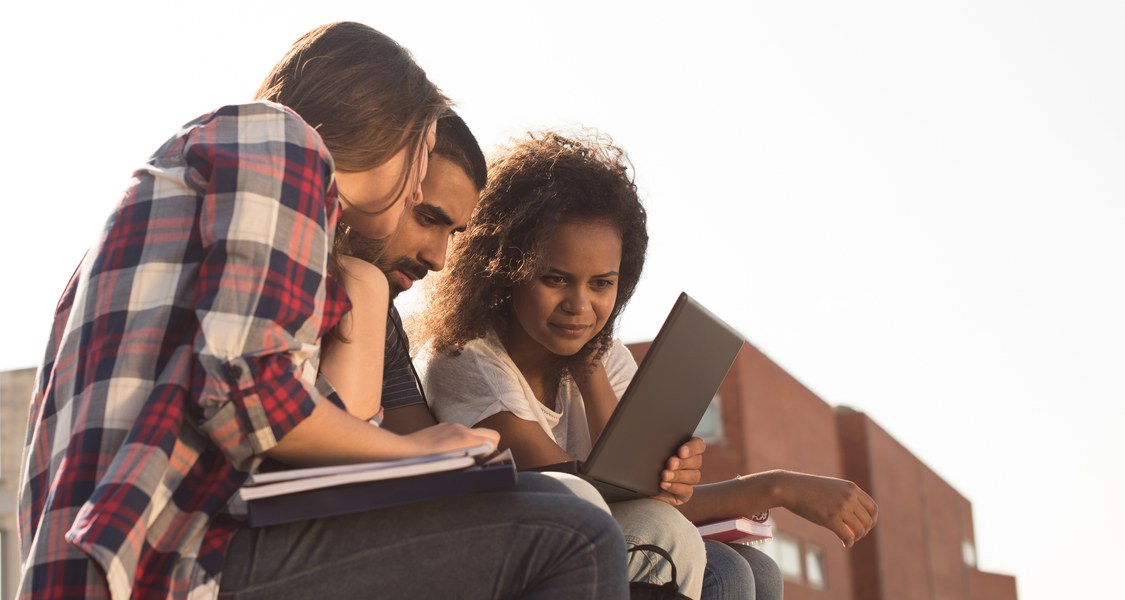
[18, 102, 350, 599]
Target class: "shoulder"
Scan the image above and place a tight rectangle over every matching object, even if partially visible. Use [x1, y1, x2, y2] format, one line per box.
[336, 255, 390, 301]
[177, 102, 332, 165]
[420, 331, 521, 389]
[605, 338, 637, 368]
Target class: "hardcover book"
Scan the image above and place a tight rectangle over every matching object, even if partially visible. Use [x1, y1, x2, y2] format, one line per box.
[696, 516, 774, 545]
[241, 445, 516, 527]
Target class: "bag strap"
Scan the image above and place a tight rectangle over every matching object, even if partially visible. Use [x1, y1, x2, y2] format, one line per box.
[626, 543, 678, 584]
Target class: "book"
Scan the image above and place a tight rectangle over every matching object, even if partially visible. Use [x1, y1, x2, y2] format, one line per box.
[241, 442, 495, 499]
[242, 446, 517, 527]
[696, 516, 774, 545]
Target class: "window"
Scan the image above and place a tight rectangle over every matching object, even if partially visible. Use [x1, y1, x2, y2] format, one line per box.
[758, 531, 827, 588]
[804, 544, 826, 589]
[693, 394, 725, 444]
[962, 539, 977, 567]
[759, 531, 803, 582]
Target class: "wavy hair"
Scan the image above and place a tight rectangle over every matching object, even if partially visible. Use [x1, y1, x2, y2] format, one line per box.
[419, 130, 648, 367]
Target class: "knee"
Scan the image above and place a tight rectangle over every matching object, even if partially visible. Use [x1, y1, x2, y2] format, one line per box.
[703, 539, 756, 596]
[733, 544, 783, 600]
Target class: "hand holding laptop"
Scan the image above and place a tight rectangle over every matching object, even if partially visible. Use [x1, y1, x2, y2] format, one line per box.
[654, 436, 707, 507]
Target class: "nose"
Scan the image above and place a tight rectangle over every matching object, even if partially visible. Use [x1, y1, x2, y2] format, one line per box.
[561, 286, 591, 315]
[421, 234, 448, 272]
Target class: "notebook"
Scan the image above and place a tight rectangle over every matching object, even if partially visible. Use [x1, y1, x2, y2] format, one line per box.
[532, 292, 744, 502]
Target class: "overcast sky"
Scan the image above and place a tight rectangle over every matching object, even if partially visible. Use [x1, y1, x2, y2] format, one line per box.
[2, 2, 1122, 598]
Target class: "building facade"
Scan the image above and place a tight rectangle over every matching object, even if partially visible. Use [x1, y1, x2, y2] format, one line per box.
[627, 340, 1018, 600]
[1, 367, 33, 600]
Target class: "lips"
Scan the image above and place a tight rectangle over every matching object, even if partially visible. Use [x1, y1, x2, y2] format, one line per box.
[393, 270, 418, 291]
[550, 323, 590, 337]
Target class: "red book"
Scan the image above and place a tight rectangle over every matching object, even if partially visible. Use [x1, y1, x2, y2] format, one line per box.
[697, 516, 774, 545]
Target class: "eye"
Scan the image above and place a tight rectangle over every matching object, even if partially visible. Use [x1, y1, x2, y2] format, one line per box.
[590, 279, 616, 290]
[415, 210, 439, 227]
[541, 275, 567, 287]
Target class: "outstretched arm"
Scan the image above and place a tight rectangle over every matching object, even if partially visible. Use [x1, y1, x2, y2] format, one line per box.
[678, 470, 879, 548]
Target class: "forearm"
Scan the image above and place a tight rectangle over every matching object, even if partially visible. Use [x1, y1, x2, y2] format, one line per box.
[266, 400, 420, 467]
[677, 470, 788, 523]
[381, 404, 439, 434]
[572, 364, 617, 442]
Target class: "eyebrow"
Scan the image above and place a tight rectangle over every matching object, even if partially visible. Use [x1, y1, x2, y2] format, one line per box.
[545, 266, 620, 278]
[414, 203, 459, 230]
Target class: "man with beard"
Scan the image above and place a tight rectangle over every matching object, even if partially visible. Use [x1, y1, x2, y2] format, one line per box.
[336, 111, 485, 434]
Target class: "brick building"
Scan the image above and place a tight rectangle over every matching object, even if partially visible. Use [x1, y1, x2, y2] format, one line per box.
[1, 338, 1017, 599]
[1, 367, 33, 599]
[628, 340, 1018, 600]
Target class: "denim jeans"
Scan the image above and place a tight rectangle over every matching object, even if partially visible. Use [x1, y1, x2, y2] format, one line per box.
[611, 499, 708, 598]
[701, 540, 784, 600]
[529, 473, 708, 598]
[218, 472, 629, 599]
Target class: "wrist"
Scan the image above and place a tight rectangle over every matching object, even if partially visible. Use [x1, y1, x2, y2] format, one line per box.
[569, 361, 607, 388]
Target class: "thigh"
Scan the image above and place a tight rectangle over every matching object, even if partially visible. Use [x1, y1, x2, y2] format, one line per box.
[610, 499, 707, 599]
[727, 544, 782, 600]
[701, 539, 755, 600]
[220, 473, 627, 599]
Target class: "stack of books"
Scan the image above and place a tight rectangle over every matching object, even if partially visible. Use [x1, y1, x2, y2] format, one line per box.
[240, 444, 516, 527]
[696, 516, 775, 545]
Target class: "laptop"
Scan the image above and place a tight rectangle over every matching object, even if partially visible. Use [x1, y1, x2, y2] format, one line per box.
[531, 292, 745, 502]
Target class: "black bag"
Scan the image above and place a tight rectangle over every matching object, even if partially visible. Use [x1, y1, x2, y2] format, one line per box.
[626, 544, 693, 600]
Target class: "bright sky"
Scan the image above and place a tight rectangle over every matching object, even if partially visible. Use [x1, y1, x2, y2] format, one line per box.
[2, 2, 1121, 598]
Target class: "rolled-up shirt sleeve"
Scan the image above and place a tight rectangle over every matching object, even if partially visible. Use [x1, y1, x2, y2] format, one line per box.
[183, 103, 347, 468]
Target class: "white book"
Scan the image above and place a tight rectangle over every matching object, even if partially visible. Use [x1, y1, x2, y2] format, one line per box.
[696, 516, 774, 545]
[240, 443, 495, 501]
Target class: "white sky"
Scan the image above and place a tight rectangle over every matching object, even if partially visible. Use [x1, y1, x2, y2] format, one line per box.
[2, 2, 1122, 598]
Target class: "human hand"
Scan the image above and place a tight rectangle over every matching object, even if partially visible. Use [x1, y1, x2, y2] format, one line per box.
[777, 471, 878, 548]
[652, 437, 706, 507]
[404, 422, 500, 455]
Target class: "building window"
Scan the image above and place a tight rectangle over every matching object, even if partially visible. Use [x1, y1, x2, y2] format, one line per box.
[759, 531, 803, 582]
[962, 539, 977, 567]
[804, 544, 826, 589]
[693, 394, 725, 444]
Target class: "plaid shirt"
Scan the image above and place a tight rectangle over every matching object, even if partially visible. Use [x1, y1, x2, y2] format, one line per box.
[18, 102, 350, 599]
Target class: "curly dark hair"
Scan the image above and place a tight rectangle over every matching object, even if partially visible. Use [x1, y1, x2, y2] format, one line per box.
[418, 130, 648, 368]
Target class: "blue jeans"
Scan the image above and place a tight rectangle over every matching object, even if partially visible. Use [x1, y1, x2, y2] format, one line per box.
[701, 540, 784, 600]
[219, 473, 629, 599]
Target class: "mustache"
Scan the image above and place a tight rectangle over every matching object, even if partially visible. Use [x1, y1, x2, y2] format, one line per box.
[388, 257, 428, 282]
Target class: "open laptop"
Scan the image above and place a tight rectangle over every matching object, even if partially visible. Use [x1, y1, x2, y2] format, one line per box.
[531, 292, 745, 502]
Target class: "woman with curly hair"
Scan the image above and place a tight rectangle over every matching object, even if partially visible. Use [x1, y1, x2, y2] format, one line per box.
[417, 130, 879, 599]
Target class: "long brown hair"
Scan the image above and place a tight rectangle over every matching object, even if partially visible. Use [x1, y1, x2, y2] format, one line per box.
[255, 21, 449, 197]
[258, 21, 449, 341]
[419, 130, 648, 367]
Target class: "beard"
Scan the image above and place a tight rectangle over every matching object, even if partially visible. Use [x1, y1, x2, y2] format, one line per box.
[333, 222, 387, 265]
[381, 256, 429, 298]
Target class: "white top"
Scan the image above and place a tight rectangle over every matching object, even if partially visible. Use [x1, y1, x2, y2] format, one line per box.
[419, 330, 638, 460]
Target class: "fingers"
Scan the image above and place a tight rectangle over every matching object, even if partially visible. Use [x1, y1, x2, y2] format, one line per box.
[661, 466, 701, 486]
[679, 436, 706, 459]
[652, 481, 693, 506]
[468, 426, 501, 450]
